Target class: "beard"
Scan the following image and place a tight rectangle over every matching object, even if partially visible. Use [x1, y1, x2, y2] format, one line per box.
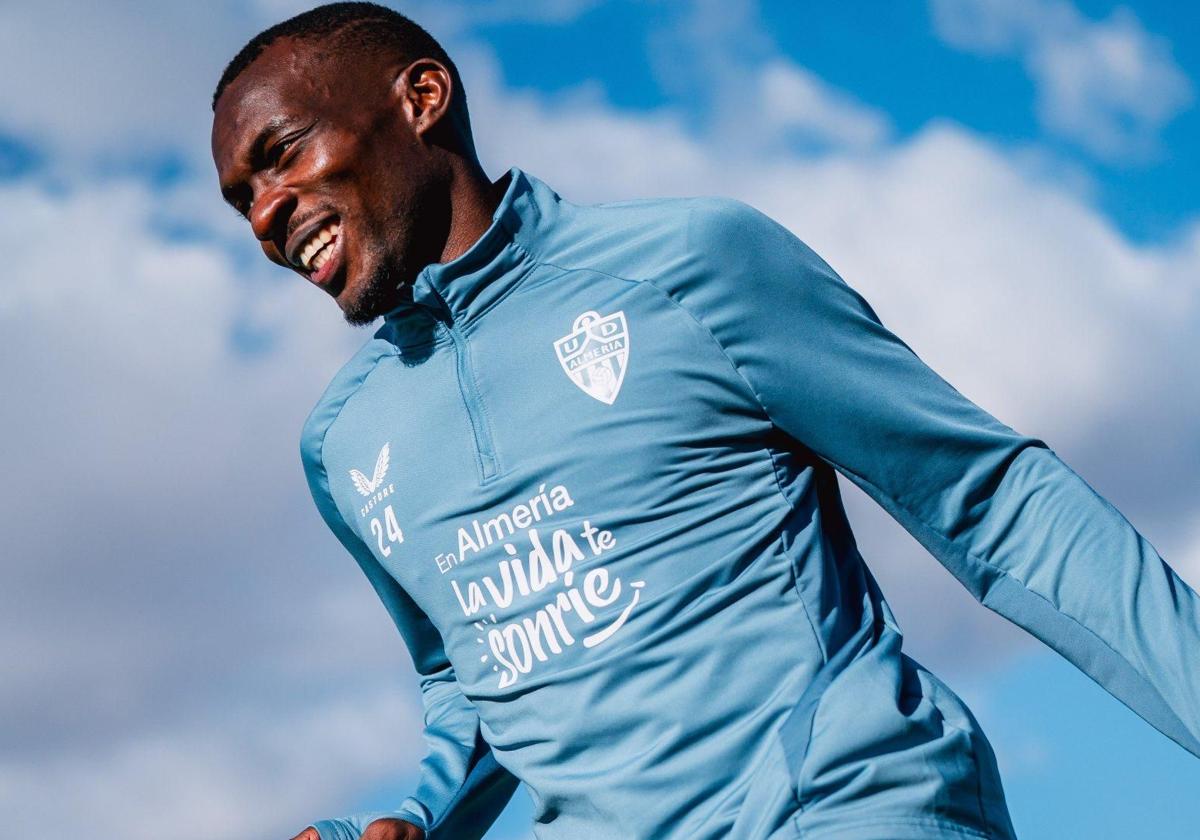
[339, 251, 402, 326]
[340, 176, 451, 327]
[338, 218, 425, 327]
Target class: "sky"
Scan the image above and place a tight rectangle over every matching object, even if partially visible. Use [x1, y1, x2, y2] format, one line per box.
[1, 0, 1198, 838]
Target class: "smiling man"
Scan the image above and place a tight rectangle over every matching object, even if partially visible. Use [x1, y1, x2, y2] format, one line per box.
[211, 4, 1200, 840]
[211, 3, 502, 327]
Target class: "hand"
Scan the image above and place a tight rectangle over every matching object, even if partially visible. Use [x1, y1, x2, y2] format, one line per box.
[288, 819, 425, 840]
[364, 820, 425, 840]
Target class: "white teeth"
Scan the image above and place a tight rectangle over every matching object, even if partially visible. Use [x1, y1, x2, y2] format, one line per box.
[312, 251, 328, 271]
[299, 222, 341, 268]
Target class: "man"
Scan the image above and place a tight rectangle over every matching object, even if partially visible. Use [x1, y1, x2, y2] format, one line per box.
[210, 4, 1200, 840]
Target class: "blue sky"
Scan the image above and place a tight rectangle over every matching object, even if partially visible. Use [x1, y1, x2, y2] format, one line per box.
[2, 1, 1198, 838]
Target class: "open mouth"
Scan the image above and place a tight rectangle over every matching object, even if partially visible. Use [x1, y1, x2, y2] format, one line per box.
[290, 217, 344, 288]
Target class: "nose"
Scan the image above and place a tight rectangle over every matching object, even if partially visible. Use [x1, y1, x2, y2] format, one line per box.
[249, 180, 296, 246]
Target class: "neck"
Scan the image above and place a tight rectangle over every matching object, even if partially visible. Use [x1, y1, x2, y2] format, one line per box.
[438, 160, 512, 265]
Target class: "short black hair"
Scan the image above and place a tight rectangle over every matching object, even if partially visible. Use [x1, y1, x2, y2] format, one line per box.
[211, 1, 466, 115]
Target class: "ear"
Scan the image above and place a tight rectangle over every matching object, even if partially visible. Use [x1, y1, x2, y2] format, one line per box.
[394, 58, 453, 138]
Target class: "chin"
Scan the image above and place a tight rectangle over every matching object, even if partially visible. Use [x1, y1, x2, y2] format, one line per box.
[339, 298, 380, 327]
[338, 272, 398, 327]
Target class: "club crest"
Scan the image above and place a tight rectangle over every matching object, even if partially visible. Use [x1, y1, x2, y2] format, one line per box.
[349, 442, 390, 497]
[553, 309, 629, 404]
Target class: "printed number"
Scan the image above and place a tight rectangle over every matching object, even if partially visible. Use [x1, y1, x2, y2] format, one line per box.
[370, 505, 405, 557]
[385, 505, 404, 545]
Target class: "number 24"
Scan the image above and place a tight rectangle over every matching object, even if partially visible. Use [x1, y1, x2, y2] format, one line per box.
[370, 505, 404, 557]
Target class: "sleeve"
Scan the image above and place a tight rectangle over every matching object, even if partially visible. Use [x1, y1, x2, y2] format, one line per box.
[299, 429, 520, 840]
[670, 197, 1200, 759]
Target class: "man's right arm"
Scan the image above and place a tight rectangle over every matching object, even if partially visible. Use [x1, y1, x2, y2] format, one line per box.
[298, 426, 520, 840]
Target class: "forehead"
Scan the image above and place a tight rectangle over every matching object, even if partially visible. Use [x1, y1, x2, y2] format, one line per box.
[211, 36, 380, 169]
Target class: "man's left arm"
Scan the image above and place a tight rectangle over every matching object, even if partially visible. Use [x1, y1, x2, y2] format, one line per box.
[665, 197, 1200, 758]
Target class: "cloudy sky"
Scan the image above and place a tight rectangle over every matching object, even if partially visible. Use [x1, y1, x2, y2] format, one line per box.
[2, 1, 1198, 838]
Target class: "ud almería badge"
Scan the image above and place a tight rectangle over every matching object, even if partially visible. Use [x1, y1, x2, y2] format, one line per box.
[553, 309, 629, 405]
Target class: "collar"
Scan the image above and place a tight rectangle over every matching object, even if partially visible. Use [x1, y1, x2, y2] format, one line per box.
[382, 164, 559, 335]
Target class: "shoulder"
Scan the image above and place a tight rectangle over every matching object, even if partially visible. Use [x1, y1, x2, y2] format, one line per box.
[682, 194, 769, 239]
[635, 194, 844, 324]
[535, 191, 831, 295]
[532, 191, 697, 277]
[577, 192, 779, 255]
[682, 194, 836, 284]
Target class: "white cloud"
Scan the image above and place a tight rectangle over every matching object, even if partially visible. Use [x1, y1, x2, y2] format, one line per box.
[930, 0, 1061, 52]
[0, 0, 607, 176]
[0, 1, 248, 172]
[0, 687, 422, 840]
[635, 0, 893, 157]
[756, 59, 893, 151]
[930, 0, 1193, 160]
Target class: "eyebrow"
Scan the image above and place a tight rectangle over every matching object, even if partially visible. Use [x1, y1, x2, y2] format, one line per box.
[220, 114, 300, 210]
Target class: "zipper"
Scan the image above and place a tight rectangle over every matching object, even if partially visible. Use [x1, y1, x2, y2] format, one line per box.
[425, 287, 501, 483]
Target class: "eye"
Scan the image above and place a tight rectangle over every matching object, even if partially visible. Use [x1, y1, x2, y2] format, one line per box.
[268, 135, 298, 166]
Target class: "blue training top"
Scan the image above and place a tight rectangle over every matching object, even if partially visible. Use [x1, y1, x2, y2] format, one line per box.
[301, 166, 1200, 840]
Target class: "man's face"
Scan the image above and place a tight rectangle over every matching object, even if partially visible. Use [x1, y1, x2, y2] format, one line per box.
[211, 36, 449, 325]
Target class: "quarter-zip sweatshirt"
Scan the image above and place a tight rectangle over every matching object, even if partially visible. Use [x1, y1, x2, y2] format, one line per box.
[302, 166, 1200, 840]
